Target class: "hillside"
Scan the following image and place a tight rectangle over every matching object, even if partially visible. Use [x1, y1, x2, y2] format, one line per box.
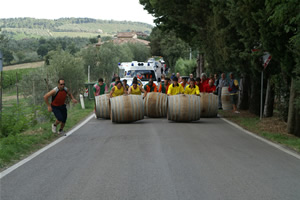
[0, 18, 153, 39]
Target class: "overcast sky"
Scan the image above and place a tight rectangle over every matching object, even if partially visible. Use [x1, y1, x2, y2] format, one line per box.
[0, 0, 155, 25]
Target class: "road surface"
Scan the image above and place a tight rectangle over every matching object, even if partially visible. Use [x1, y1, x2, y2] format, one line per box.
[1, 117, 300, 200]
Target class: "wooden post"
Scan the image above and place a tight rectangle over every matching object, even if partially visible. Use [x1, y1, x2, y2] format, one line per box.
[33, 80, 36, 105]
[16, 72, 19, 105]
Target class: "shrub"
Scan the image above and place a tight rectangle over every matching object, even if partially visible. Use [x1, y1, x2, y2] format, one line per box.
[175, 58, 197, 76]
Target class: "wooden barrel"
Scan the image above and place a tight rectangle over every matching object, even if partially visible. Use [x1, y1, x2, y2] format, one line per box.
[144, 92, 168, 118]
[200, 93, 218, 118]
[221, 87, 232, 110]
[95, 94, 110, 119]
[110, 95, 144, 123]
[167, 94, 201, 122]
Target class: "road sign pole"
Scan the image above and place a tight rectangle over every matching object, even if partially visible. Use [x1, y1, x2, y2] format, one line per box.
[260, 70, 263, 120]
[0, 50, 3, 115]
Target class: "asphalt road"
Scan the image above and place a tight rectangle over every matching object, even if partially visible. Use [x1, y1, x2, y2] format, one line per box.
[1, 117, 300, 200]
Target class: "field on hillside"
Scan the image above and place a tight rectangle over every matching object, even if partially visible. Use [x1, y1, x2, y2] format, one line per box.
[1, 18, 153, 40]
[3, 61, 44, 71]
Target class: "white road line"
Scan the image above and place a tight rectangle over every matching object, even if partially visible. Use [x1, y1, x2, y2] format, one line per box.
[219, 116, 300, 160]
[0, 114, 94, 179]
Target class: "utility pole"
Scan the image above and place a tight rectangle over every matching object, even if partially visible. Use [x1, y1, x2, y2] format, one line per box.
[88, 65, 90, 83]
[0, 50, 3, 114]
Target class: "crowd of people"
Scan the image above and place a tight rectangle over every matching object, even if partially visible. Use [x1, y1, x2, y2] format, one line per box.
[43, 72, 239, 135]
[93, 71, 240, 114]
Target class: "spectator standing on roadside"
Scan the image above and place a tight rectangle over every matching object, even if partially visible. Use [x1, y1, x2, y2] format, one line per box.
[217, 73, 229, 109]
[200, 73, 209, 92]
[176, 72, 182, 83]
[214, 74, 219, 93]
[204, 79, 216, 93]
[44, 78, 78, 135]
[188, 73, 194, 83]
[228, 73, 240, 113]
[93, 78, 107, 96]
[170, 73, 176, 81]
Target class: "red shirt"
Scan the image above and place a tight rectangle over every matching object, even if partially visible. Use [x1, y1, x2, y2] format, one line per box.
[51, 87, 67, 106]
[201, 78, 210, 92]
[204, 84, 216, 93]
[196, 83, 203, 92]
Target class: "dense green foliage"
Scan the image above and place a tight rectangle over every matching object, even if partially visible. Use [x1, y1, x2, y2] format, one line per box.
[140, 0, 300, 136]
[175, 58, 197, 76]
[0, 18, 153, 40]
[149, 27, 190, 70]
[80, 42, 151, 83]
[2, 68, 34, 89]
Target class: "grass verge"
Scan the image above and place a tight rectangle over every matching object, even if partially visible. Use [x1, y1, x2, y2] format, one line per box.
[0, 99, 94, 171]
[219, 110, 300, 153]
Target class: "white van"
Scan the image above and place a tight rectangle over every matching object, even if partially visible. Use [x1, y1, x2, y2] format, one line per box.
[118, 61, 158, 86]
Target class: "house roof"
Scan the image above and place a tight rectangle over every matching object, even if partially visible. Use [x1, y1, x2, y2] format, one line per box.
[112, 38, 150, 46]
[117, 32, 137, 38]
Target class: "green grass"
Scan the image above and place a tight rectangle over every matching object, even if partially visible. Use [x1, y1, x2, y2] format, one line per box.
[219, 110, 300, 153]
[0, 99, 94, 169]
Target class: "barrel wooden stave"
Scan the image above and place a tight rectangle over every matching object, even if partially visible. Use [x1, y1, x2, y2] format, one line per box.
[167, 94, 201, 122]
[95, 94, 111, 119]
[110, 95, 144, 123]
[144, 92, 168, 118]
[200, 93, 218, 118]
[221, 87, 232, 110]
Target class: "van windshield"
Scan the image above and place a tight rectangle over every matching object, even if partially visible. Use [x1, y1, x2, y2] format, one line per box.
[127, 70, 156, 81]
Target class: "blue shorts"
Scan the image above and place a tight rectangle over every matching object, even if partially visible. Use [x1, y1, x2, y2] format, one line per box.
[52, 105, 67, 123]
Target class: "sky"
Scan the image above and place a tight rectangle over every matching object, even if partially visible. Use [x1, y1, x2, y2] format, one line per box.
[0, 0, 155, 25]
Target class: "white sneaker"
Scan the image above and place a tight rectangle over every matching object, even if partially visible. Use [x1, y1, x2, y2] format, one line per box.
[52, 124, 57, 133]
[58, 130, 66, 136]
[235, 111, 240, 114]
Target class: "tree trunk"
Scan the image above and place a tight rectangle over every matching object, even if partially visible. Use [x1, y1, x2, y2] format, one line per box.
[249, 74, 261, 116]
[287, 78, 300, 136]
[238, 73, 250, 110]
[263, 78, 275, 117]
[196, 53, 204, 78]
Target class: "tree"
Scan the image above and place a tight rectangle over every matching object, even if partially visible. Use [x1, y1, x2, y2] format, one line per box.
[175, 58, 197, 76]
[149, 28, 189, 71]
[265, 0, 300, 136]
[2, 49, 14, 65]
[47, 50, 86, 98]
[37, 44, 49, 58]
[124, 43, 150, 62]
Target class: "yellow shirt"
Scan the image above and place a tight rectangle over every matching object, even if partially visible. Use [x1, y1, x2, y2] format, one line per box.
[130, 86, 142, 95]
[112, 86, 124, 97]
[184, 85, 200, 95]
[167, 83, 184, 95]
